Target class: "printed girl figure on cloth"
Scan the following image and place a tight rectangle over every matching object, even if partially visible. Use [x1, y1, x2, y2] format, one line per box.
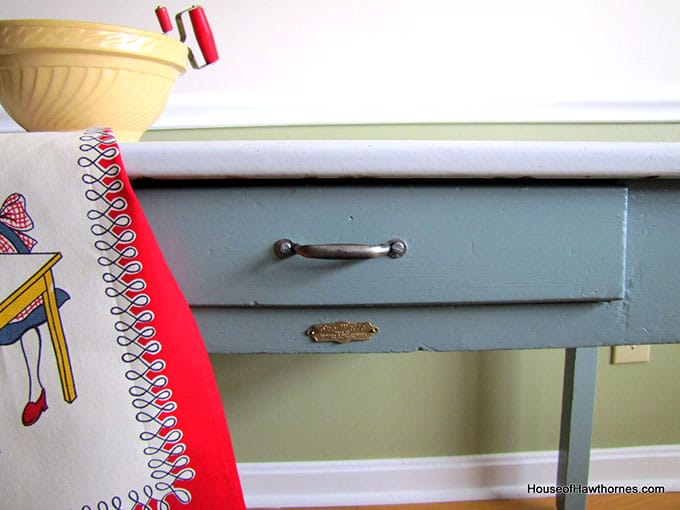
[0, 193, 70, 426]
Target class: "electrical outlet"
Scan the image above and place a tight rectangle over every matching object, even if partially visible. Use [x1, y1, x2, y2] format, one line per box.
[611, 345, 651, 364]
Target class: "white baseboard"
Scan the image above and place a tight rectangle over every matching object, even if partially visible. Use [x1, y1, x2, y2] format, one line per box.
[237, 445, 680, 508]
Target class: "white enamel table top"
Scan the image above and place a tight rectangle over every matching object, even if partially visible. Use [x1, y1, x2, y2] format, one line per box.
[119, 140, 680, 179]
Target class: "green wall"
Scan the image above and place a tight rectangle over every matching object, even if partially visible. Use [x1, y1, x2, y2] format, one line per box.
[142, 123, 680, 142]
[142, 123, 680, 462]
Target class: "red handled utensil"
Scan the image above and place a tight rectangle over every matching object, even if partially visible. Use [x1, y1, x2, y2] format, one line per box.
[155, 5, 218, 69]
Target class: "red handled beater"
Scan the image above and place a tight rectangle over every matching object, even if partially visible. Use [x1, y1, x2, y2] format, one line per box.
[155, 5, 218, 69]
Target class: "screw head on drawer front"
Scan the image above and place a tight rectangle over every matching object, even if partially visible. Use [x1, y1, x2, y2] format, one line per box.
[274, 238, 295, 258]
[388, 239, 408, 258]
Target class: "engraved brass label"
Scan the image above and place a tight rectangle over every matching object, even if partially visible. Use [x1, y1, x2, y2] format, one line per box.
[306, 321, 379, 344]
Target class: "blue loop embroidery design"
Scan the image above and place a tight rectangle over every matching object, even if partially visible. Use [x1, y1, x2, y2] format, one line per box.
[77, 129, 194, 509]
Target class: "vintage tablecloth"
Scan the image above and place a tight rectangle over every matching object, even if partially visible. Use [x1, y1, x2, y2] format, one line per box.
[0, 128, 245, 509]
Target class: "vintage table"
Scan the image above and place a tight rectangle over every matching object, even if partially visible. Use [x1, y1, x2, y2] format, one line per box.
[122, 140, 680, 510]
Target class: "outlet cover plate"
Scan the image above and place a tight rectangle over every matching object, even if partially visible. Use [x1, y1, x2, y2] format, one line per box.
[611, 345, 651, 364]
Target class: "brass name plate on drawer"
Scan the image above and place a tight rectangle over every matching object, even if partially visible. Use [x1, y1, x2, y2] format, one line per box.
[306, 321, 379, 344]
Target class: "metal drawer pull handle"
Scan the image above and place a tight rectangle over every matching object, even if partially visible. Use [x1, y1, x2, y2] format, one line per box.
[274, 238, 407, 259]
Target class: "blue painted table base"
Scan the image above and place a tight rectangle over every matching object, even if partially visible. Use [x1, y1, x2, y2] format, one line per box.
[135, 180, 680, 510]
[557, 347, 599, 510]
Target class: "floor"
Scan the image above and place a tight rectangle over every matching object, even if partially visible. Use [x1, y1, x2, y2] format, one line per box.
[285, 492, 680, 510]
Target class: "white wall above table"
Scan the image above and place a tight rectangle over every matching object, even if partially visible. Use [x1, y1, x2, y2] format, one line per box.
[2, 0, 680, 130]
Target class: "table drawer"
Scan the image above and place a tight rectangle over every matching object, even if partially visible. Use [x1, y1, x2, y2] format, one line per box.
[138, 183, 627, 306]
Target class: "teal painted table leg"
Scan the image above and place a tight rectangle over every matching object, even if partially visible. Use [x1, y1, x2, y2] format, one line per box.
[556, 347, 598, 510]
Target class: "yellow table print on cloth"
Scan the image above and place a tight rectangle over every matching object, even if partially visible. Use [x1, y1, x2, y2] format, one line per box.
[0, 192, 74, 427]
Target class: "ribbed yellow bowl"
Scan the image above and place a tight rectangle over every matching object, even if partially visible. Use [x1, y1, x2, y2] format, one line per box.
[0, 19, 188, 142]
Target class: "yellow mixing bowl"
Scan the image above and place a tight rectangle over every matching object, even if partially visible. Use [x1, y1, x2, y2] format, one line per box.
[0, 19, 188, 142]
